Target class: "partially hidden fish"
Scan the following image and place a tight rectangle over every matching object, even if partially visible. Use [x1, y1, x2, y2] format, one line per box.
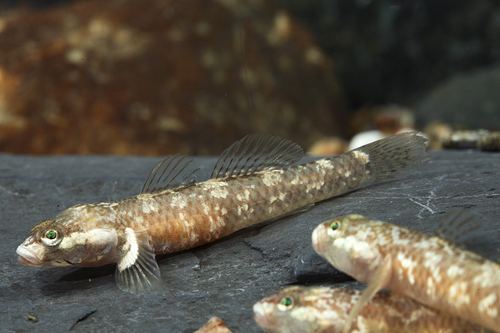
[16, 132, 427, 293]
[442, 129, 500, 151]
[253, 285, 486, 333]
[194, 317, 232, 333]
[312, 214, 500, 333]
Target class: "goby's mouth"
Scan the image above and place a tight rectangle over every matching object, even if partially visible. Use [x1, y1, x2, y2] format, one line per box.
[16, 244, 43, 267]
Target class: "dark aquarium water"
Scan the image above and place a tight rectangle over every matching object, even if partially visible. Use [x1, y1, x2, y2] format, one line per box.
[0, 0, 498, 155]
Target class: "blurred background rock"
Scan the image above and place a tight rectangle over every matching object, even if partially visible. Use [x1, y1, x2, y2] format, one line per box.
[0, 0, 499, 155]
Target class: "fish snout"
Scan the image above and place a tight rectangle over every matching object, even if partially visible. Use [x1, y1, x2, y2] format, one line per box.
[16, 243, 43, 267]
[253, 302, 277, 330]
[312, 224, 330, 255]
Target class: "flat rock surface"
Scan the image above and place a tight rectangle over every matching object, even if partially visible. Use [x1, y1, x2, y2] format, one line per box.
[1, 151, 499, 332]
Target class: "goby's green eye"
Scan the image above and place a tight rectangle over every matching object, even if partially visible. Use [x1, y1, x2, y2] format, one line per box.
[330, 221, 340, 231]
[45, 229, 58, 240]
[280, 297, 293, 308]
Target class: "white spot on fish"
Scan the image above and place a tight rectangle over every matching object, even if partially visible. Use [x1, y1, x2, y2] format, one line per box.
[426, 277, 436, 298]
[141, 200, 158, 214]
[170, 194, 187, 209]
[202, 203, 210, 215]
[352, 150, 369, 164]
[244, 189, 250, 200]
[446, 265, 465, 278]
[316, 159, 334, 170]
[478, 293, 497, 318]
[290, 176, 301, 185]
[397, 252, 417, 285]
[262, 171, 282, 187]
[423, 252, 443, 283]
[448, 282, 470, 306]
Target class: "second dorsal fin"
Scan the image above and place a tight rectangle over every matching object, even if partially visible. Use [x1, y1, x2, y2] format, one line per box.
[211, 134, 304, 179]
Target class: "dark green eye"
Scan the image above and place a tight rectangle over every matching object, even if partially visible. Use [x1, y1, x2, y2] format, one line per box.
[330, 221, 340, 231]
[280, 297, 293, 308]
[45, 229, 58, 240]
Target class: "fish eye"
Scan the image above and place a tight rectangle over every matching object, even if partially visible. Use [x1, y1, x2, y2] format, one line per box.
[279, 296, 293, 310]
[330, 221, 341, 231]
[42, 229, 61, 246]
[45, 229, 58, 240]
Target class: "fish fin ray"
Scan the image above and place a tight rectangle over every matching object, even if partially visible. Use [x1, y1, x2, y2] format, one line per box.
[354, 131, 428, 181]
[431, 209, 482, 246]
[343, 257, 392, 333]
[141, 155, 201, 193]
[211, 134, 304, 179]
[115, 228, 161, 294]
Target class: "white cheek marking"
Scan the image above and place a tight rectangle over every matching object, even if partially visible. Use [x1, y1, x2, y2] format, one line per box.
[59, 229, 117, 250]
[118, 228, 138, 271]
[290, 307, 317, 322]
[331, 234, 375, 261]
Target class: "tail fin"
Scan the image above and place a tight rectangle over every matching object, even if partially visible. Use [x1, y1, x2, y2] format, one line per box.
[354, 131, 428, 181]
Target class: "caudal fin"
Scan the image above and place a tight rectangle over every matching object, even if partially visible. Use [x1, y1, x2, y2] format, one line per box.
[354, 131, 428, 181]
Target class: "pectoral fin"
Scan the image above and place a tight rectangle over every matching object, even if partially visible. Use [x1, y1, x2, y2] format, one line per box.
[343, 257, 392, 333]
[115, 228, 161, 293]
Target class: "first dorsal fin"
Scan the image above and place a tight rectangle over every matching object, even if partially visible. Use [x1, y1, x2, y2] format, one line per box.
[211, 134, 304, 179]
[141, 155, 201, 194]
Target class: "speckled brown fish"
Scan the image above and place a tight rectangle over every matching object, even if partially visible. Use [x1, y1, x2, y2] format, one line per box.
[442, 129, 500, 151]
[312, 214, 500, 333]
[253, 285, 485, 333]
[16, 133, 427, 293]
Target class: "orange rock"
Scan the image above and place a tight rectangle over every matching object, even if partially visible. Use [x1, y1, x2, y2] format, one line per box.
[0, 0, 344, 155]
[194, 317, 232, 333]
[308, 136, 347, 156]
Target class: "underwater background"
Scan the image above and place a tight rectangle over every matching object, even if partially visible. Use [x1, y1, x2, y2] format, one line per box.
[0, 0, 499, 154]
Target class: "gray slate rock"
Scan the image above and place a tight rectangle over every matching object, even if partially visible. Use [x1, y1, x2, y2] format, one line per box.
[1, 152, 499, 332]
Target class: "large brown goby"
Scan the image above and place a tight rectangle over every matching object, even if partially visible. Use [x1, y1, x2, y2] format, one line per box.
[16, 133, 427, 293]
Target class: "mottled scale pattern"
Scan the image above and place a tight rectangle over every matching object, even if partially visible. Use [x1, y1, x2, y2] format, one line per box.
[255, 286, 484, 333]
[336, 215, 500, 333]
[115, 152, 371, 254]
